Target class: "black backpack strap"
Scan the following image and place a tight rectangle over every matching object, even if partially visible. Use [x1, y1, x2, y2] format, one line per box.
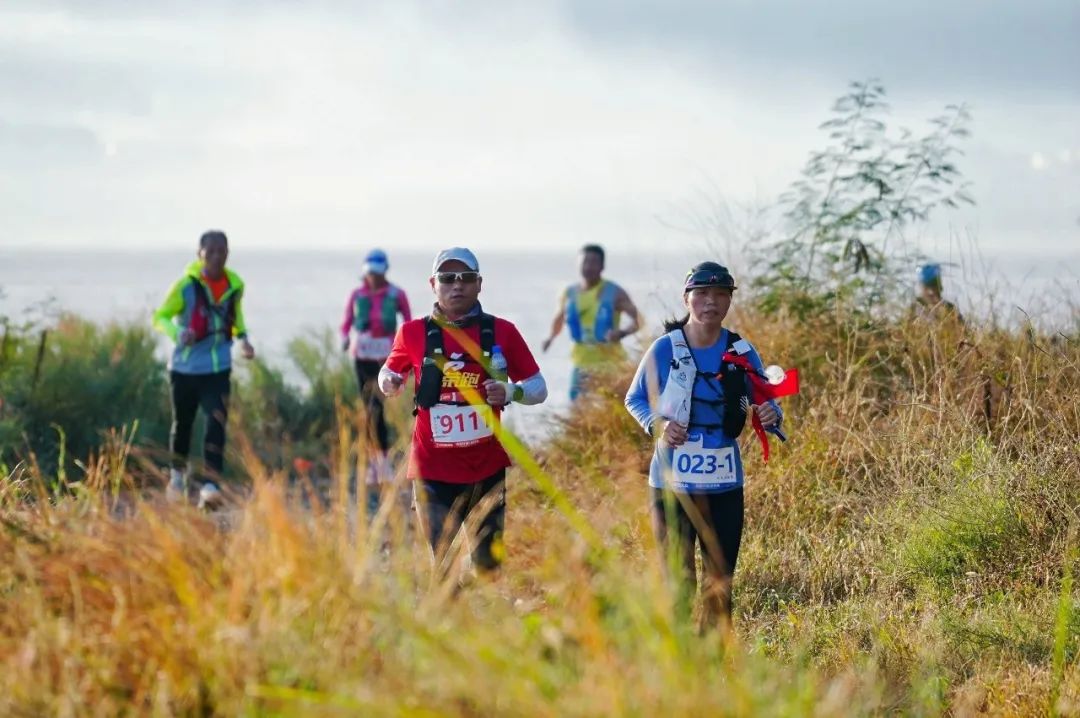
[190, 276, 210, 304]
[424, 313, 493, 359]
[721, 329, 749, 438]
[693, 330, 741, 379]
[478, 313, 496, 358]
[413, 316, 446, 415]
[424, 316, 445, 359]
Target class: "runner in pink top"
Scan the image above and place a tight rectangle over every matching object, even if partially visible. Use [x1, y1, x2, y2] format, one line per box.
[341, 249, 411, 486]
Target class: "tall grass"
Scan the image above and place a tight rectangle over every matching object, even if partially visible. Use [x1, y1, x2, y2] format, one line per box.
[0, 301, 1077, 715]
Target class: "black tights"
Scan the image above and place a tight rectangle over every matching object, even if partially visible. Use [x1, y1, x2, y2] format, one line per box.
[169, 370, 230, 476]
[354, 360, 390, 452]
[417, 471, 506, 574]
[650, 487, 744, 626]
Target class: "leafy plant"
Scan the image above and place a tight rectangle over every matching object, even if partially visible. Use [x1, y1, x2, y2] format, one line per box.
[756, 79, 975, 317]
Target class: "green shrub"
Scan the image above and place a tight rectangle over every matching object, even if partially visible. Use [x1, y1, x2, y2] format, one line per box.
[898, 449, 1027, 588]
[0, 314, 170, 476]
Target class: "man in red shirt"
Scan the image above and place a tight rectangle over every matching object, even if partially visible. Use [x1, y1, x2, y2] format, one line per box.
[379, 247, 548, 574]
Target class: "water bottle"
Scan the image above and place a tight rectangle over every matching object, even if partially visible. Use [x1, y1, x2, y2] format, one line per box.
[489, 345, 508, 382]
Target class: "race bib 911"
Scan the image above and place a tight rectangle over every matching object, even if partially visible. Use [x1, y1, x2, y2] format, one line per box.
[671, 436, 737, 488]
[430, 404, 495, 446]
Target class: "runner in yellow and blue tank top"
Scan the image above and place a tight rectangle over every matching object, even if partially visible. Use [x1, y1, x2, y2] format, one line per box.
[541, 244, 641, 400]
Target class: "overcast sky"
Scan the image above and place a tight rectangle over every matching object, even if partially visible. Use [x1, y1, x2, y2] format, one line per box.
[1, 0, 1077, 261]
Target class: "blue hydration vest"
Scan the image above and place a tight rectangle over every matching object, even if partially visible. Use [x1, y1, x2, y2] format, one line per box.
[566, 281, 618, 344]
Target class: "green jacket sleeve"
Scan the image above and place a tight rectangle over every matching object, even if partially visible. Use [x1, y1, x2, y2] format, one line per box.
[152, 278, 186, 342]
[232, 290, 248, 338]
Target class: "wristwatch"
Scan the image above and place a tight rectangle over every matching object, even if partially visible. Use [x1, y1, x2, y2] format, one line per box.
[511, 383, 525, 403]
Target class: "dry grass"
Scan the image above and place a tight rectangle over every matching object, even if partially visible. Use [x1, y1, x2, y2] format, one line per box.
[1, 306, 1078, 716]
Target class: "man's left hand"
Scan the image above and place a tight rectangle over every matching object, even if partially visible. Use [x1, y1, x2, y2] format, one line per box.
[241, 339, 256, 360]
[483, 379, 511, 406]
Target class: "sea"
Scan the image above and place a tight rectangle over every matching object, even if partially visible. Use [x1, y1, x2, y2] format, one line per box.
[1, 246, 1075, 439]
[0, 248, 697, 438]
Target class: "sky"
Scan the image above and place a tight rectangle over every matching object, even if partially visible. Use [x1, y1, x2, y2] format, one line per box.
[1, 0, 1077, 263]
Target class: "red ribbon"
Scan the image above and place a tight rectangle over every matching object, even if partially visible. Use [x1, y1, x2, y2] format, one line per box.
[721, 353, 800, 463]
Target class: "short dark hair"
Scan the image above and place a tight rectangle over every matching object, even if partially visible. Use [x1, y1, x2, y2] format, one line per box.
[580, 244, 605, 266]
[200, 230, 228, 249]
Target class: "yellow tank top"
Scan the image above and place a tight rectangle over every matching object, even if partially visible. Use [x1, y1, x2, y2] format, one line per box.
[569, 282, 625, 369]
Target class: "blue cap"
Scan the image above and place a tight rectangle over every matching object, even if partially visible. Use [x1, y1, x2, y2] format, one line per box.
[363, 249, 389, 275]
[918, 263, 942, 287]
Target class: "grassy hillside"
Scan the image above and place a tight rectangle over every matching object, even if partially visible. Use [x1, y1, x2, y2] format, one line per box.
[0, 303, 1077, 715]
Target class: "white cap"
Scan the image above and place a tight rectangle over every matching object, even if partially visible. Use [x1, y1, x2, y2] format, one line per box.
[363, 259, 389, 275]
[431, 247, 479, 275]
[362, 249, 389, 275]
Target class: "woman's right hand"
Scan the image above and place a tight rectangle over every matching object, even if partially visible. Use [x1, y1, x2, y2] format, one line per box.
[658, 419, 688, 448]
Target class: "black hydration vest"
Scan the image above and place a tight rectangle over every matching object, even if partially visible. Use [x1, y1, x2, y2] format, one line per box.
[680, 328, 750, 439]
[414, 313, 496, 412]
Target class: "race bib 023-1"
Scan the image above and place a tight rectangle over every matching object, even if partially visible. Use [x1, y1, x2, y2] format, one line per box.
[671, 435, 737, 488]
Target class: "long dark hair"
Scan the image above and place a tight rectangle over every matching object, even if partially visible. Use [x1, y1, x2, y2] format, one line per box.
[663, 313, 690, 332]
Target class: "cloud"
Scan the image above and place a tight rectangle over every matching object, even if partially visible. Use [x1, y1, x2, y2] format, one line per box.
[0, 120, 103, 164]
[0, 1, 1075, 255]
[16, 0, 1078, 98]
[560, 0, 1080, 100]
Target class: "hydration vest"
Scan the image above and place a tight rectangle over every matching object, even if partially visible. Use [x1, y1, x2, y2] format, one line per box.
[566, 281, 618, 344]
[414, 313, 497, 411]
[656, 328, 750, 439]
[188, 278, 239, 342]
[353, 286, 401, 334]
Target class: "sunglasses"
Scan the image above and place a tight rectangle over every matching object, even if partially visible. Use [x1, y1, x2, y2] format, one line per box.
[685, 269, 735, 290]
[435, 271, 480, 285]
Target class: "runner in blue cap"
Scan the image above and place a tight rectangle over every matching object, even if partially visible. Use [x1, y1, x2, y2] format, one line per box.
[912, 263, 962, 323]
[341, 249, 411, 491]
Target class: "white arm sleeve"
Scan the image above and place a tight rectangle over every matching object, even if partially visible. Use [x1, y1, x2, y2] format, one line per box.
[378, 365, 404, 397]
[514, 372, 548, 405]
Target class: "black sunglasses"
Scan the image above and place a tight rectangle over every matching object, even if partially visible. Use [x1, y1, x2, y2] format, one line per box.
[435, 271, 480, 285]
